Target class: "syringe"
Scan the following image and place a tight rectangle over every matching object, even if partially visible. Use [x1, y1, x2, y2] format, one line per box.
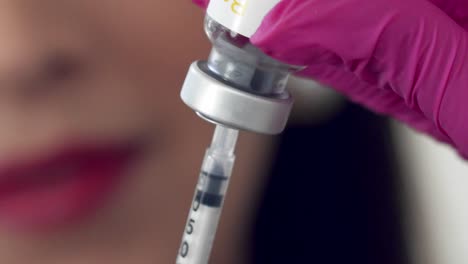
[177, 1, 300, 263]
[176, 125, 238, 264]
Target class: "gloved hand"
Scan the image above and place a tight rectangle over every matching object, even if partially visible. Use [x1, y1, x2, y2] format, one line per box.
[194, 0, 468, 159]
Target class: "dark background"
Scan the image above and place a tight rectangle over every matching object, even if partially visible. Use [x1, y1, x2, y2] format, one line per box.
[250, 102, 408, 264]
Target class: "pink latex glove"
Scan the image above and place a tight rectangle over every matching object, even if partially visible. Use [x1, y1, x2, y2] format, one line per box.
[194, 0, 468, 159]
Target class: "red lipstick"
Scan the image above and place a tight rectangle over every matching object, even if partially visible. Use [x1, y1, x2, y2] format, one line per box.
[0, 144, 140, 230]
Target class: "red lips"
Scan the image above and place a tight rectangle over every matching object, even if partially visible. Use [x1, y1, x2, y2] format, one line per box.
[0, 144, 139, 231]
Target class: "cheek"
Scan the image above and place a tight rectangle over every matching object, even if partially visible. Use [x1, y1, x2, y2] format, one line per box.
[80, 0, 209, 87]
[77, 0, 210, 131]
[54, 0, 210, 141]
[63, 68, 163, 140]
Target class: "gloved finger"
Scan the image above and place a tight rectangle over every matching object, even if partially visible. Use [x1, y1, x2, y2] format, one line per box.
[192, 0, 468, 30]
[192, 0, 468, 29]
[192, 0, 209, 9]
[301, 63, 452, 145]
[428, 0, 468, 29]
[252, 0, 468, 158]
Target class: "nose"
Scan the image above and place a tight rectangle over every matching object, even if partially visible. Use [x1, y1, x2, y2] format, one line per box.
[0, 2, 84, 99]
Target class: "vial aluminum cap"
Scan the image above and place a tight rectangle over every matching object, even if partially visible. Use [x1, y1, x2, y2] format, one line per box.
[180, 61, 293, 135]
[207, 0, 280, 37]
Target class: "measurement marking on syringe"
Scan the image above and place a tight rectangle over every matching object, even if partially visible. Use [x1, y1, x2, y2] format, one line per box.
[179, 192, 201, 260]
[178, 172, 227, 262]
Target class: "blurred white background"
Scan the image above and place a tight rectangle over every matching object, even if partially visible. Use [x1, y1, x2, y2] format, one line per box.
[394, 122, 468, 264]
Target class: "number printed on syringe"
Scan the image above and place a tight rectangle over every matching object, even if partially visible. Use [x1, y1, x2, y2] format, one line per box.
[178, 192, 201, 262]
[177, 188, 224, 264]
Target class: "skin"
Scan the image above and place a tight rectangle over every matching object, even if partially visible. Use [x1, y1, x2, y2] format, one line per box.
[0, 0, 274, 263]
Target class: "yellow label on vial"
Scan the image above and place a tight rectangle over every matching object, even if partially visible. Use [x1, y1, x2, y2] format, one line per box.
[223, 0, 248, 16]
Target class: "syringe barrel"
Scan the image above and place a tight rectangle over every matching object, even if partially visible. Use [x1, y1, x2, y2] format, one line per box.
[176, 126, 238, 264]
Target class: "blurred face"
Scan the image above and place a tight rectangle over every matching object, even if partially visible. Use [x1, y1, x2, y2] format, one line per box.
[0, 1, 272, 263]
